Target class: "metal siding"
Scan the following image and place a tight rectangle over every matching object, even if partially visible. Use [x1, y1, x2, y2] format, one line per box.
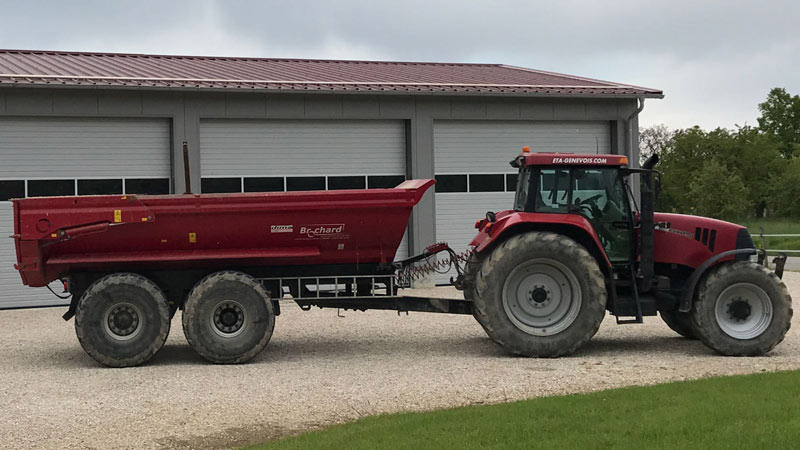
[433, 120, 610, 284]
[433, 120, 611, 173]
[0, 117, 171, 178]
[200, 120, 405, 176]
[0, 117, 171, 309]
[199, 119, 409, 259]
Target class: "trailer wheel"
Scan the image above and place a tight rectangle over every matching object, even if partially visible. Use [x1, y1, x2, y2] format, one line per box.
[74, 273, 171, 368]
[182, 271, 275, 364]
[473, 232, 606, 357]
[659, 310, 698, 339]
[690, 261, 792, 356]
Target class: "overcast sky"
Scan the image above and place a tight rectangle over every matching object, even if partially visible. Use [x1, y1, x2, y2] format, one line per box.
[1, 0, 798, 130]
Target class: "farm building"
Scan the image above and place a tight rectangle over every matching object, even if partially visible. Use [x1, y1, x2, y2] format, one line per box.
[0, 49, 662, 307]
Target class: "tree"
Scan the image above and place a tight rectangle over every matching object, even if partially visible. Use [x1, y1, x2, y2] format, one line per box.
[758, 88, 800, 158]
[686, 160, 750, 220]
[767, 157, 800, 217]
[639, 124, 674, 164]
[654, 125, 783, 218]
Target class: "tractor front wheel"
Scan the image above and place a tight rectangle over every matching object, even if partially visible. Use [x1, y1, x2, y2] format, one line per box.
[690, 261, 792, 356]
[473, 232, 607, 357]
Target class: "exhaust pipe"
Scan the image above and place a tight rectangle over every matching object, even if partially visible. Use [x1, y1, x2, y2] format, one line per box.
[182, 141, 192, 194]
[638, 153, 658, 291]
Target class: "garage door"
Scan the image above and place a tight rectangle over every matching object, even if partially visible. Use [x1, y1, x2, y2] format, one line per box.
[0, 117, 172, 309]
[199, 119, 410, 259]
[433, 120, 611, 284]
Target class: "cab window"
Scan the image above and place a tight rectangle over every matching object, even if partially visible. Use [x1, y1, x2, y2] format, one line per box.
[535, 169, 571, 213]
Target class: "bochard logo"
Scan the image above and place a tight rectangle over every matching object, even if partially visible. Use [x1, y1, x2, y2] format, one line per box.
[300, 224, 345, 238]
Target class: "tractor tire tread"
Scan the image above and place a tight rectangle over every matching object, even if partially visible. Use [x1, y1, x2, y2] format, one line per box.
[691, 261, 792, 356]
[473, 231, 606, 357]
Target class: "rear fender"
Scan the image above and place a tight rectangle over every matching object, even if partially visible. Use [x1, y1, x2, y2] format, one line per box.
[471, 212, 612, 272]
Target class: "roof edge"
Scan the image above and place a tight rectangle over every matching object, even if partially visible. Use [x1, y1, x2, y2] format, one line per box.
[0, 48, 504, 67]
[0, 82, 665, 99]
[499, 64, 662, 94]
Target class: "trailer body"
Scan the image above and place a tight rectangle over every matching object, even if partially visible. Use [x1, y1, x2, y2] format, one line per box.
[13, 179, 434, 288]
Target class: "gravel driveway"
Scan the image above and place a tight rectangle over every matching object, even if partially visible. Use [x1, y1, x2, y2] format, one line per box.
[2, 272, 799, 450]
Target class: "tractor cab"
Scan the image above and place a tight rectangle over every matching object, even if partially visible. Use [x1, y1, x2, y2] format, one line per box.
[510, 150, 636, 265]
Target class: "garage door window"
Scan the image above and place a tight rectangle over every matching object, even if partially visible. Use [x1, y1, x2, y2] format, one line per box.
[368, 175, 405, 189]
[469, 174, 505, 192]
[78, 179, 123, 195]
[0, 177, 169, 199]
[434, 174, 518, 193]
[202, 177, 241, 193]
[244, 177, 284, 192]
[201, 175, 407, 193]
[27, 180, 75, 197]
[0, 180, 25, 201]
[328, 176, 366, 190]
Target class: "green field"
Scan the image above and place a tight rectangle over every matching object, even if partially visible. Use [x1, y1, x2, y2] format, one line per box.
[741, 218, 800, 252]
[249, 370, 800, 450]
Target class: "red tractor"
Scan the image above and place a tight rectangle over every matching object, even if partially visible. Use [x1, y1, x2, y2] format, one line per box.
[458, 148, 792, 357]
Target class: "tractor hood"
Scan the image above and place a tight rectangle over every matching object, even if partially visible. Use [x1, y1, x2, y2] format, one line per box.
[652, 212, 753, 268]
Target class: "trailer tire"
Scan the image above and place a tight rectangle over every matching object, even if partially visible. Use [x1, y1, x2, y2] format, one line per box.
[690, 261, 792, 356]
[659, 310, 698, 339]
[74, 273, 171, 368]
[473, 232, 606, 357]
[182, 271, 275, 364]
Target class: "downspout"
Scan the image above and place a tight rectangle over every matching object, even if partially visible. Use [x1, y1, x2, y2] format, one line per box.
[625, 96, 646, 165]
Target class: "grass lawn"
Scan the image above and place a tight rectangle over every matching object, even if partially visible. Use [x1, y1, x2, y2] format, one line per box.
[248, 370, 800, 450]
[741, 218, 800, 252]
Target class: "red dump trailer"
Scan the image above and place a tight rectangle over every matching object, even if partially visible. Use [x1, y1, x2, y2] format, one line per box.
[12, 179, 471, 367]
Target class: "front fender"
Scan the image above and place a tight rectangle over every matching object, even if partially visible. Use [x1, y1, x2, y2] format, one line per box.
[470, 211, 612, 268]
[677, 248, 757, 312]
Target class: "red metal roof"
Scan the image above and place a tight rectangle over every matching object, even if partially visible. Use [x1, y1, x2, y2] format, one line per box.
[0, 49, 662, 97]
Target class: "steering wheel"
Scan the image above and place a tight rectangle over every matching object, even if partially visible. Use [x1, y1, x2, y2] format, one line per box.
[576, 194, 604, 218]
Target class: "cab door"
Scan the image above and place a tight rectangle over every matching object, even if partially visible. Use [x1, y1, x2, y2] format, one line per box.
[568, 168, 633, 263]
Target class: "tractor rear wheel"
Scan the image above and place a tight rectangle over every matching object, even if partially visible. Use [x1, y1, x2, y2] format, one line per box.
[74, 273, 171, 368]
[182, 271, 275, 364]
[462, 252, 496, 339]
[473, 232, 607, 357]
[690, 261, 792, 356]
[659, 310, 698, 339]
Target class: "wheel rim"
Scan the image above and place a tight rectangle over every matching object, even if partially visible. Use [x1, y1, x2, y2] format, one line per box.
[103, 302, 144, 341]
[714, 283, 773, 340]
[502, 258, 582, 336]
[210, 300, 247, 338]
